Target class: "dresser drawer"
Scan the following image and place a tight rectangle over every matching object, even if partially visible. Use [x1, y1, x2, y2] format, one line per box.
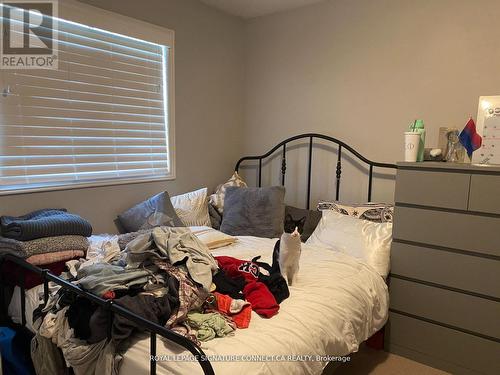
[468, 174, 500, 215]
[393, 206, 500, 257]
[387, 312, 500, 375]
[391, 242, 500, 299]
[395, 169, 470, 209]
[390, 278, 500, 339]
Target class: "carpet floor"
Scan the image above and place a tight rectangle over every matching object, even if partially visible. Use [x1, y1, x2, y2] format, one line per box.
[332, 346, 451, 375]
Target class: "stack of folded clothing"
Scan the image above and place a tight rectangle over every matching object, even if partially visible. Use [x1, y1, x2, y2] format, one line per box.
[0, 209, 92, 286]
[1, 208, 92, 241]
[0, 235, 90, 265]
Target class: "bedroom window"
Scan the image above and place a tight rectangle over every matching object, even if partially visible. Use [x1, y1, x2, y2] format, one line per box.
[0, 3, 175, 194]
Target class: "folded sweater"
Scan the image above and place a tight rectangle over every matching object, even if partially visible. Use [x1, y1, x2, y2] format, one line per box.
[1, 209, 92, 241]
[0, 235, 89, 258]
[26, 250, 85, 266]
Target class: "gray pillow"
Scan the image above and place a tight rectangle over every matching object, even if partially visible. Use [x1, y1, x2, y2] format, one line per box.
[208, 203, 222, 230]
[220, 186, 285, 238]
[285, 205, 322, 242]
[117, 191, 184, 233]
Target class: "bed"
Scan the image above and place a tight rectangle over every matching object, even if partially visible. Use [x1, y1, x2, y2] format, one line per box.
[119, 235, 388, 375]
[1, 133, 396, 375]
[7, 234, 388, 375]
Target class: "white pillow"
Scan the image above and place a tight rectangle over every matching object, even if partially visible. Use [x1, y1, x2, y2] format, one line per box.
[209, 171, 247, 214]
[306, 210, 392, 277]
[189, 226, 237, 250]
[170, 188, 211, 227]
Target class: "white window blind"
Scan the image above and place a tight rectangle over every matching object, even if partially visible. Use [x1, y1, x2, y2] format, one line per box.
[0, 10, 172, 193]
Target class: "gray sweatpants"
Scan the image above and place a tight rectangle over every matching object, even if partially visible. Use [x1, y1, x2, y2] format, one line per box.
[31, 333, 66, 375]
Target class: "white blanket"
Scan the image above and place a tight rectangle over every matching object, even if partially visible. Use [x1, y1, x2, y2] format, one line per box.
[119, 236, 389, 375]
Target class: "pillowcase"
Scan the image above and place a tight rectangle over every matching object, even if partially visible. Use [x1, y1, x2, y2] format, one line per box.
[317, 201, 394, 223]
[170, 188, 211, 227]
[306, 210, 392, 277]
[209, 172, 247, 214]
[189, 226, 237, 250]
[284, 205, 322, 242]
[208, 203, 222, 230]
[117, 191, 184, 233]
[220, 186, 285, 238]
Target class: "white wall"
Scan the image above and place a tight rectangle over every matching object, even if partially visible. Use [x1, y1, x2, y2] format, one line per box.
[0, 0, 245, 233]
[243, 0, 500, 205]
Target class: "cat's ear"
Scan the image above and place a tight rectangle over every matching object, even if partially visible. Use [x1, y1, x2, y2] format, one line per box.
[299, 216, 306, 225]
[285, 214, 294, 222]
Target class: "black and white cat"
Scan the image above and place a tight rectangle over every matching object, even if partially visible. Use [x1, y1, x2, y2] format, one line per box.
[284, 214, 306, 235]
[272, 214, 306, 286]
[279, 227, 302, 285]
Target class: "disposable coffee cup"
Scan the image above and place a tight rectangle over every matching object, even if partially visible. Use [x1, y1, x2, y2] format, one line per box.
[404, 132, 421, 162]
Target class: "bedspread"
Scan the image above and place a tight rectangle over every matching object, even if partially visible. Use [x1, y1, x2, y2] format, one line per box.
[119, 235, 389, 375]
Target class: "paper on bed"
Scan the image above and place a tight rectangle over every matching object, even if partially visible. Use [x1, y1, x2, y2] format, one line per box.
[189, 226, 237, 250]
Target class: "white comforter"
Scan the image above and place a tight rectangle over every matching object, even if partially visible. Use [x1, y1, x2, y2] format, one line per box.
[119, 235, 389, 375]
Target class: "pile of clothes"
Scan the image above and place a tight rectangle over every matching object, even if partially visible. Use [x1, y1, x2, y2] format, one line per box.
[0, 209, 92, 289]
[29, 226, 289, 375]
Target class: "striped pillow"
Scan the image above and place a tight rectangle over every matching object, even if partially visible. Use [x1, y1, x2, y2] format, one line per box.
[171, 188, 211, 226]
[317, 201, 393, 223]
[209, 172, 247, 214]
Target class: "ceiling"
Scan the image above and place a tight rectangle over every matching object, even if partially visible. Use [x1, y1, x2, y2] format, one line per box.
[199, 0, 325, 19]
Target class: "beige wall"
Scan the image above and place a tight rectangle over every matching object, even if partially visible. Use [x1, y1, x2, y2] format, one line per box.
[0, 0, 245, 233]
[2, 0, 499, 230]
[243, 0, 500, 205]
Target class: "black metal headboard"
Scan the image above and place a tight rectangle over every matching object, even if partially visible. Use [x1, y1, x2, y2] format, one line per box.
[235, 133, 396, 209]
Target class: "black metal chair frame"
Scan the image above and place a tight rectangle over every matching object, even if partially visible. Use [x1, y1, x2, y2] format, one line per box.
[0, 255, 214, 375]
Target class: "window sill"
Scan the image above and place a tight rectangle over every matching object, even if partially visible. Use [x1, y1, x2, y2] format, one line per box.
[0, 173, 176, 196]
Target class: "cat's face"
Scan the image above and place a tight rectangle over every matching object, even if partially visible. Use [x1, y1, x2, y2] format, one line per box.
[284, 214, 306, 234]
